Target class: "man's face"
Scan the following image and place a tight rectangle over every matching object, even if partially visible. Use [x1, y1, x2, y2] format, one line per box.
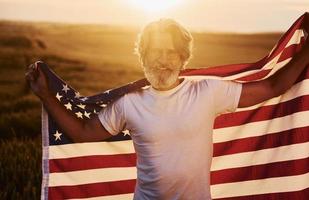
[143, 32, 183, 90]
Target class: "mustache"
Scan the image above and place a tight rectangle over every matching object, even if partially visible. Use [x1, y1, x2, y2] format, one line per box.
[151, 63, 174, 71]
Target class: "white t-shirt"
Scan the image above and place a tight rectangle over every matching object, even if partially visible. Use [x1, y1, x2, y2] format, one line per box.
[98, 78, 242, 200]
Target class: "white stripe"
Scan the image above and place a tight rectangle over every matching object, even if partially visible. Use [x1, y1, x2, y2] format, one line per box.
[236, 79, 309, 112]
[213, 110, 309, 143]
[259, 58, 292, 81]
[70, 193, 134, 200]
[267, 29, 303, 58]
[211, 142, 309, 171]
[49, 140, 135, 159]
[211, 172, 309, 198]
[261, 53, 285, 70]
[263, 30, 305, 81]
[286, 29, 305, 48]
[49, 167, 137, 187]
[41, 108, 50, 200]
[271, 29, 303, 56]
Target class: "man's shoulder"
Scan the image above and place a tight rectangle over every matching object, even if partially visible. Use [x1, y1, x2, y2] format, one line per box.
[183, 77, 212, 88]
[182, 78, 235, 93]
[123, 85, 151, 99]
[192, 78, 236, 88]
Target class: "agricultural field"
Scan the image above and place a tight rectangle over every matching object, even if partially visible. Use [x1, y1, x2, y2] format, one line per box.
[0, 20, 281, 199]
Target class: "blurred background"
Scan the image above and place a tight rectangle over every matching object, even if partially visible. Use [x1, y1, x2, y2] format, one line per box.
[0, 0, 308, 199]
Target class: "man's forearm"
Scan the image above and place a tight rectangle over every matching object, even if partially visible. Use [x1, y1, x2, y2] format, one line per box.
[40, 92, 85, 142]
[269, 13, 309, 95]
[270, 44, 309, 96]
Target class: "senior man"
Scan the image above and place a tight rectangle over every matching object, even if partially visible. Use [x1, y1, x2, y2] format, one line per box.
[26, 16, 309, 199]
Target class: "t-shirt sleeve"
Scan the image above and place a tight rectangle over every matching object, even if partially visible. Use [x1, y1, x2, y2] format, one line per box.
[98, 97, 126, 136]
[208, 79, 242, 115]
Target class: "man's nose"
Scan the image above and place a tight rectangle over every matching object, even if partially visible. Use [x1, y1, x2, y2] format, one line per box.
[157, 51, 169, 65]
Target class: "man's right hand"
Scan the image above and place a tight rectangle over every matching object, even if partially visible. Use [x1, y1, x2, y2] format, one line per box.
[25, 61, 113, 143]
[25, 61, 51, 100]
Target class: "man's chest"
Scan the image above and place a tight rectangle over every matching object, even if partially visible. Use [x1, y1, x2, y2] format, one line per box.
[125, 98, 215, 144]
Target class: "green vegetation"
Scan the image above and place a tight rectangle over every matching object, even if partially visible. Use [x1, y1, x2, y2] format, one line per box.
[0, 19, 282, 199]
[0, 137, 41, 199]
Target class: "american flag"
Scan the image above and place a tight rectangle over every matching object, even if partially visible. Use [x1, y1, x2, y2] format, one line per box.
[41, 13, 309, 199]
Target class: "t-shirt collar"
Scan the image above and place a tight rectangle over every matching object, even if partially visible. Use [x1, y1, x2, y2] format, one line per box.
[149, 78, 187, 96]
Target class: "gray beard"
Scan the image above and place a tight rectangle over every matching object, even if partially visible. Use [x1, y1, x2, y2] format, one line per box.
[144, 66, 180, 89]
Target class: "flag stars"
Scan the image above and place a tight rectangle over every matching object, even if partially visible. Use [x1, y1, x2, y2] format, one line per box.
[56, 93, 62, 101]
[54, 130, 62, 141]
[93, 109, 97, 114]
[64, 102, 72, 110]
[75, 111, 83, 119]
[142, 85, 150, 90]
[100, 104, 107, 108]
[84, 111, 91, 119]
[81, 97, 89, 102]
[75, 92, 81, 98]
[123, 130, 130, 136]
[62, 84, 70, 93]
[77, 103, 86, 109]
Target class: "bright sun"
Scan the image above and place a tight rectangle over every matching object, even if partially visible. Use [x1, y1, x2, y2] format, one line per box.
[130, 0, 182, 13]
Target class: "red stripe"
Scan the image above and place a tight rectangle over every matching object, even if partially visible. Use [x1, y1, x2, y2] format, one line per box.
[266, 14, 304, 61]
[275, 35, 305, 65]
[237, 62, 306, 82]
[50, 153, 136, 173]
[49, 179, 136, 199]
[213, 187, 309, 200]
[278, 43, 303, 63]
[236, 43, 304, 81]
[213, 127, 309, 157]
[211, 157, 309, 185]
[182, 63, 256, 77]
[214, 95, 309, 129]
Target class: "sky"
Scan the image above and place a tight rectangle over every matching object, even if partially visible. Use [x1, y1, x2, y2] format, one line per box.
[0, 0, 308, 33]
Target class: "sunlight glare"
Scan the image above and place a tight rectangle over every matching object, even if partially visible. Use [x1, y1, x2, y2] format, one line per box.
[130, 0, 182, 13]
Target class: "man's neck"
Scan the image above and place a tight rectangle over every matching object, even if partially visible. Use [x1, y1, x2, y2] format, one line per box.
[153, 78, 184, 91]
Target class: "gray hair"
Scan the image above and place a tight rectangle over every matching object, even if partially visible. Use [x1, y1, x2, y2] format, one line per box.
[135, 18, 193, 69]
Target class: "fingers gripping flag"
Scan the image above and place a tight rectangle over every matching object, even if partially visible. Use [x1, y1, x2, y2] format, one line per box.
[41, 13, 309, 199]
